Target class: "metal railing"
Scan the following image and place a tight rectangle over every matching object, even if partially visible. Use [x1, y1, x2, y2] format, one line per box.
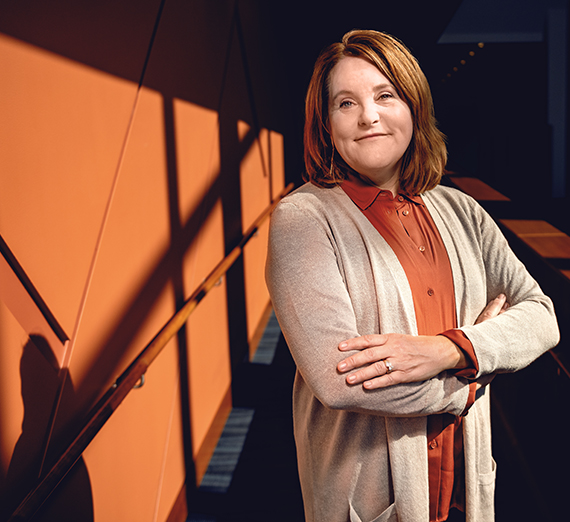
[9, 182, 294, 521]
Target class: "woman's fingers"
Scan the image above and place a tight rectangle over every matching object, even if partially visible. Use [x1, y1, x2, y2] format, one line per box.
[337, 338, 388, 373]
[338, 334, 388, 351]
[338, 334, 461, 389]
[344, 358, 393, 384]
[337, 334, 388, 371]
[475, 294, 509, 324]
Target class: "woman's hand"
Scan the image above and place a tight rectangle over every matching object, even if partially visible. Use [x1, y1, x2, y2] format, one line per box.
[474, 293, 509, 324]
[337, 334, 463, 389]
[337, 294, 509, 389]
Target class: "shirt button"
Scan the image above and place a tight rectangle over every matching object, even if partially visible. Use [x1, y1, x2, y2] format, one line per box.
[402, 210, 409, 216]
[429, 440, 438, 450]
[418, 245, 426, 252]
[398, 196, 404, 202]
[427, 288, 434, 296]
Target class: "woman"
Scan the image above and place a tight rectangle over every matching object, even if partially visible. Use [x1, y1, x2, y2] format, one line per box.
[265, 30, 559, 522]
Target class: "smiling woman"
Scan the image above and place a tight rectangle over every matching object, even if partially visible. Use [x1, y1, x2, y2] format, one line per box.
[304, 30, 447, 194]
[266, 29, 559, 522]
[328, 56, 413, 193]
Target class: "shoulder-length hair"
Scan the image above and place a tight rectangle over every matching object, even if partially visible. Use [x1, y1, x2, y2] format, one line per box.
[304, 30, 447, 194]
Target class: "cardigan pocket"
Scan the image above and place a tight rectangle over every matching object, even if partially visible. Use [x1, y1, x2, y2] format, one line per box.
[349, 501, 397, 522]
[479, 457, 497, 486]
[478, 457, 497, 510]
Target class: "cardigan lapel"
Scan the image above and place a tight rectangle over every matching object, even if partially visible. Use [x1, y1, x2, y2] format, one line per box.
[330, 186, 419, 336]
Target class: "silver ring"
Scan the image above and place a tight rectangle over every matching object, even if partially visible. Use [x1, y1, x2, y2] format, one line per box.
[385, 360, 393, 373]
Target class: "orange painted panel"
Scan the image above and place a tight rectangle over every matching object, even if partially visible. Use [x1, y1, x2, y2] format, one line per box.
[188, 282, 232, 460]
[0, 34, 139, 336]
[270, 131, 286, 201]
[173, 99, 221, 236]
[240, 128, 285, 343]
[173, 99, 233, 478]
[152, 386, 187, 522]
[240, 126, 271, 232]
[183, 201, 232, 457]
[84, 339, 184, 522]
[68, 86, 175, 398]
[240, 126, 270, 343]
[0, 301, 27, 474]
[242, 221, 271, 345]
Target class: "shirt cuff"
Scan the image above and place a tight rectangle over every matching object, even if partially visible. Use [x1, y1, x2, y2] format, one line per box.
[462, 381, 478, 416]
[439, 328, 479, 379]
[439, 329, 479, 416]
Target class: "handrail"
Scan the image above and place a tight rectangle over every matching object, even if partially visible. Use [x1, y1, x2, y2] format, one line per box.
[9, 182, 294, 522]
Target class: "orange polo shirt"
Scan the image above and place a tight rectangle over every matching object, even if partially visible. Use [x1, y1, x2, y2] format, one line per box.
[341, 174, 478, 522]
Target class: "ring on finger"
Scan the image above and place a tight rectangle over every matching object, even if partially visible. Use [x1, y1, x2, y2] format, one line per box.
[385, 360, 394, 374]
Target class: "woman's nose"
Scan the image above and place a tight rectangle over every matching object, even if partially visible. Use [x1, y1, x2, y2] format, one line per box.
[359, 102, 380, 126]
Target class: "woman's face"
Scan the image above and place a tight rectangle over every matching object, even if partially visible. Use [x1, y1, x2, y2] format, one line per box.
[328, 56, 413, 192]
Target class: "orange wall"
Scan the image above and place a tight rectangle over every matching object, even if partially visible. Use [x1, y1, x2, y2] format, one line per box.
[0, 1, 287, 520]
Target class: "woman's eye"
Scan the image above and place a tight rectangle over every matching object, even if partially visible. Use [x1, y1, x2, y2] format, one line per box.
[339, 100, 353, 108]
[378, 92, 394, 100]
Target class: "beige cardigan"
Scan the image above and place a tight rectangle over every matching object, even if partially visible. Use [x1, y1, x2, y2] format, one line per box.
[266, 183, 559, 522]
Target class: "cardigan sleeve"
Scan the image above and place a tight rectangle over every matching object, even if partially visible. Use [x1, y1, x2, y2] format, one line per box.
[266, 198, 471, 418]
[454, 197, 560, 377]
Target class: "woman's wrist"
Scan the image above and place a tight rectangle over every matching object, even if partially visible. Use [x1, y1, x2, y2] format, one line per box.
[437, 335, 467, 370]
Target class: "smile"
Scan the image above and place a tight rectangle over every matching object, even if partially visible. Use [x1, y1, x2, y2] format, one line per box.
[356, 133, 389, 141]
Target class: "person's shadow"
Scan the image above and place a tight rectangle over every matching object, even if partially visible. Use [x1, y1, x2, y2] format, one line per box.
[1, 335, 93, 522]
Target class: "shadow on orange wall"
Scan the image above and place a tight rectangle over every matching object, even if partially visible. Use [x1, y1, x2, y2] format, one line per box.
[1, 335, 93, 522]
[22, 96, 277, 505]
[0, 1, 288, 518]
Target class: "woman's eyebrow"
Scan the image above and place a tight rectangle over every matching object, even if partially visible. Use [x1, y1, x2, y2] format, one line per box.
[330, 89, 353, 102]
[373, 83, 395, 92]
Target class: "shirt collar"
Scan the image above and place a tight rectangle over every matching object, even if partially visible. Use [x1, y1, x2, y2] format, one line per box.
[341, 173, 424, 210]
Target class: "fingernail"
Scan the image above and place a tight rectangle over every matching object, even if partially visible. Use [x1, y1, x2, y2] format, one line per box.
[347, 375, 356, 383]
[339, 342, 347, 349]
[338, 362, 346, 371]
